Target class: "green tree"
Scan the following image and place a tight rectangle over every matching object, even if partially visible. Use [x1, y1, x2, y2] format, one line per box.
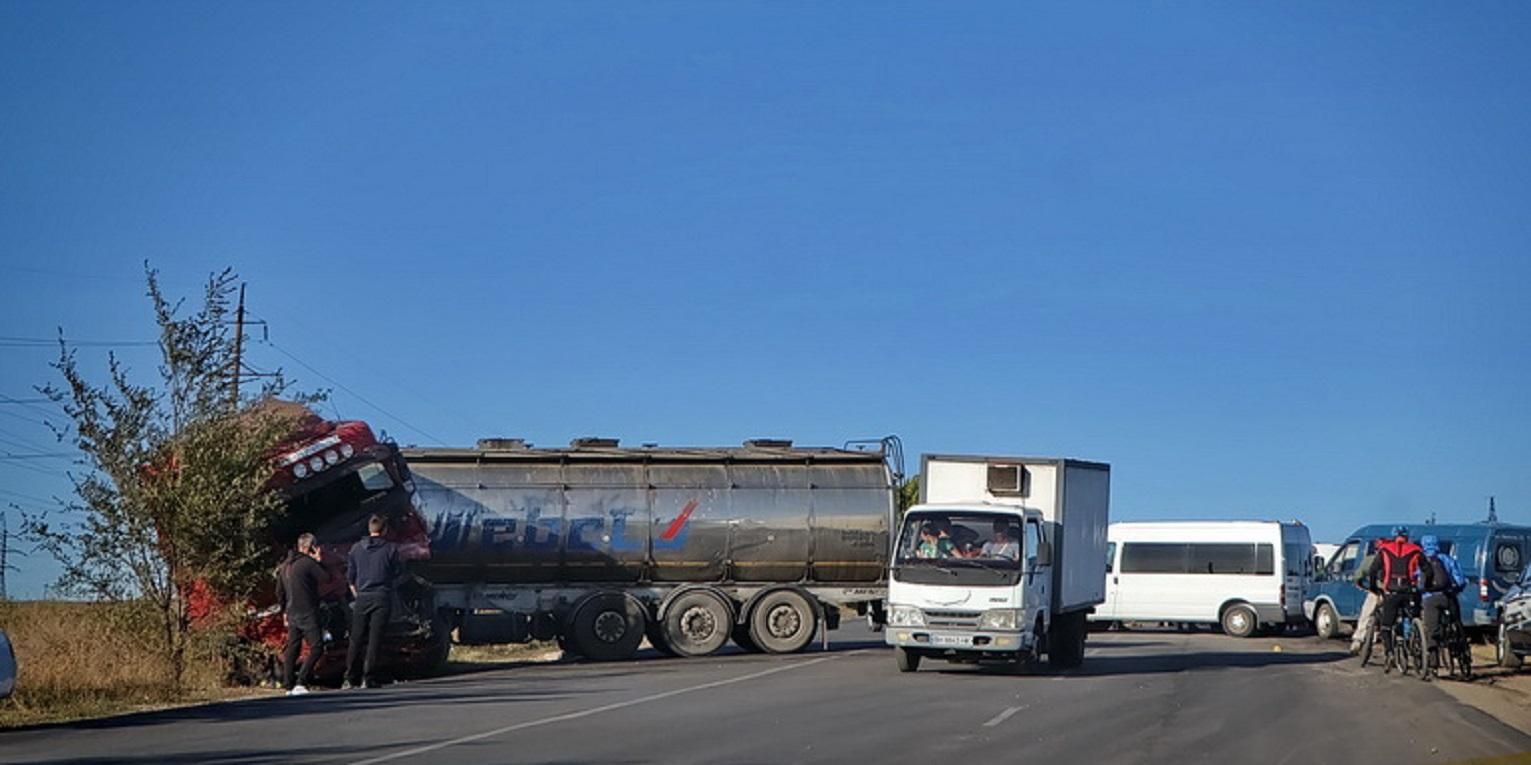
[26, 266, 316, 689]
[896, 475, 920, 525]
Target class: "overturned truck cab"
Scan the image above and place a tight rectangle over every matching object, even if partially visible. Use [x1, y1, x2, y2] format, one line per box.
[257, 413, 449, 679]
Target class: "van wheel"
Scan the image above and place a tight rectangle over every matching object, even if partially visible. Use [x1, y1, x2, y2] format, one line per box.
[895, 647, 921, 672]
[1499, 625, 1523, 669]
[1314, 603, 1339, 641]
[748, 590, 819, 654]
[1221, 604, 1258, 639]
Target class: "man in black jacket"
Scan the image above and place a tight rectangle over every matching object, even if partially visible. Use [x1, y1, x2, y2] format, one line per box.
[345, 514, 401, 689]
[277, 533, 326, 696]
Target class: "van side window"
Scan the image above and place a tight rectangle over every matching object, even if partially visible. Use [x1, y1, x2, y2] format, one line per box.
[1334, 542, 1361, 575]
[1106, 542, 1116, 573]
[1120, 543, 1275, 575]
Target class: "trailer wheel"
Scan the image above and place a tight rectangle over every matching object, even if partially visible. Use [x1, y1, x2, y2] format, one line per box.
[1221, 603, 1258, 639]
[568, 593, 646, 661]
[748, 589, 819, 654]
[1314, 602, 1339, 641]
[645, 620, 677, 657]
[732, 622, 763, 653]
[895, 647, 921, 673]
[660, 589, 734, 658]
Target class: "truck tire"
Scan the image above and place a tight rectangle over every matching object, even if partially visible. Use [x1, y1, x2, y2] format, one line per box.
[1221, 603, 1258, 639]
[732, 622, 763, 653]
[1499, 624, 1523, 670]
[645, 621, 677, 657]
[1314, 602, 1339, 641]
[747, 589, 819, 654]
[1048, 612, 1086, 670]
[567, 593, 646, 662]
[895, 646, 921, 672]
[660, 589, 734, 658]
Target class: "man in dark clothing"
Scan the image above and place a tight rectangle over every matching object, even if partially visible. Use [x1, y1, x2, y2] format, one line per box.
[1366, 527, 1430, 665]
[345, 514, 402, 689]
[277, 533, 326, 695]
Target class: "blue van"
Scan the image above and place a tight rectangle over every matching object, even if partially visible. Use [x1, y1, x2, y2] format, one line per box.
[1305, 523, 1531, 637]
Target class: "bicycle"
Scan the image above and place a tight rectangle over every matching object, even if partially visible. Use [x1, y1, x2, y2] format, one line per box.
[1384, 593, 1426, 677]
[1427, 600, 1473, 682]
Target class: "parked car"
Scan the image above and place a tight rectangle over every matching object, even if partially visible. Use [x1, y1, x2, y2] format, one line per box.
[1090, 520, 1313, 637]
[0, 628, 15, 700]
[1306, 522, 1531, 639]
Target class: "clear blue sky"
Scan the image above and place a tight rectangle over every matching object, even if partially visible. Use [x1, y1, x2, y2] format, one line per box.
[2, 3, 1528, 598]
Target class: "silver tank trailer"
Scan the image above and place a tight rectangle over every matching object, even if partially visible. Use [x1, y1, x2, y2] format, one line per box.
[403, 440, 896, 587]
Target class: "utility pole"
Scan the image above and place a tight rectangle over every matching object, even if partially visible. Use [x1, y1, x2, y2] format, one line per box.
[0, 512, 19, 601]
[1489, 496, 1499, 524]
[230, 282, 246, 408]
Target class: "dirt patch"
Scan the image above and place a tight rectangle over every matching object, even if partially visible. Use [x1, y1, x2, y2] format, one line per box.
[1434, 644, 1531, 735]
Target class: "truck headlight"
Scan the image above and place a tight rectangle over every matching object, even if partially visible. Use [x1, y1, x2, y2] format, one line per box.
[888, 606, 926, 627]
[978, 609, 1022, 631]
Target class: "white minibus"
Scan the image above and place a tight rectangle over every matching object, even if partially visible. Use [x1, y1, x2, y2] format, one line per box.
[1091, 521, 1313, 637]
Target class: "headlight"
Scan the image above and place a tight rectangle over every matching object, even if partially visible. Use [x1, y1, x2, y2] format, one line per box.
[324, 449, 341, 466]
[888, 606, 926, 627]
[309, 456, 325, 472]
[340, 443, 355, 459]
[293, 462, 309, 479]
[978, 609, 1022, 631]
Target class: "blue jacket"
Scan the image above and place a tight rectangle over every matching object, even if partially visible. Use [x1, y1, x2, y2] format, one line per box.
[1420, 534, 1467, 592]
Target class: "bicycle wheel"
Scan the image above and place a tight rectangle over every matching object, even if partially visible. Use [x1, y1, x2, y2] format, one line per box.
[1452, 625, 1474, 680]
[1409, 618, 1428, 677]
[1359, 623, 1376, 668]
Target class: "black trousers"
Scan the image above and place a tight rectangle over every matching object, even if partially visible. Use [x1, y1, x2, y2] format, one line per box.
[346, 593, 391, 684]
[282, 620, 323, 690]
[1377, 591, 1415, 653]
[1422, 593, 1460, 665]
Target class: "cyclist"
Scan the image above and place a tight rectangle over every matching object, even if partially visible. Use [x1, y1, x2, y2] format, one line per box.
[1350, 544, 1382, 656]
[1418, 534, 1466, 675]
[1365, 526, 1425, 665]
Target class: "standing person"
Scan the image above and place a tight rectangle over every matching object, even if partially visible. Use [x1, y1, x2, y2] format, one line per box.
[277, 533, 325, 696]
[1365, 527, 1426, 668]
[345, 514, 402, 689]
[1418, 534, 1466, 674]
[1349, 545, 1382, 656]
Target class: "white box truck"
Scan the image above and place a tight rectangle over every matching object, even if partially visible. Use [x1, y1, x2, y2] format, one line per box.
[885, 454, 1110, 672]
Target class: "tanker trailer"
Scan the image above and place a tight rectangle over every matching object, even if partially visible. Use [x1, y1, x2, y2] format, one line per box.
[402, 437, 900, 661]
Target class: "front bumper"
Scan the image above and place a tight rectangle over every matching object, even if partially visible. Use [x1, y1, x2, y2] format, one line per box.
[885, 628, 1031, 654]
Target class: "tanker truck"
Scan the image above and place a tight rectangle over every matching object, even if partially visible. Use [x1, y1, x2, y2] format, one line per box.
[885, 454, 1110, 673]
[402, 437, 901, 660]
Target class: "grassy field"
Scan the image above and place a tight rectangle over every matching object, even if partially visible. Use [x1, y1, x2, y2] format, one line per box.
[0, 600, 564, 728]
[0, 600, 264, 729]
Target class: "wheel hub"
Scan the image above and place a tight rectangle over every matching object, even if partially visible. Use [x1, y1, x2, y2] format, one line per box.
[767, 604, 802, 639]
[680, 606, 717, 642]
[593, 610, 627, 643]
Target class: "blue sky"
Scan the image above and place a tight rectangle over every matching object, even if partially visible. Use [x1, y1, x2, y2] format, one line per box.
[2, 2, 1528, 597]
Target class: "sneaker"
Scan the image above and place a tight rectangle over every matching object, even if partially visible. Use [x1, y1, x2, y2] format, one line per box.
[286, 685, 310, 696]
[363, 680, 382, 689]
[341, 680, 357, 690]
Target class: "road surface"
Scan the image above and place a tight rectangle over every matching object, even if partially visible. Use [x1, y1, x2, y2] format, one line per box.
[4, 625, 1528, 764]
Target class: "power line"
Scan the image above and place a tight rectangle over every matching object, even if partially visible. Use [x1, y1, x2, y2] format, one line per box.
[0, 335, 158, 348]
[0, 397, 50, 405]
[262, 340, 445, 445]
[0, 452, 75, 460]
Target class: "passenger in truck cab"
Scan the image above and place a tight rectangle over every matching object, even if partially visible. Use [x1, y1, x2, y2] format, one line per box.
[980, 520, 1020, 560]
[916, 522, 956, 559]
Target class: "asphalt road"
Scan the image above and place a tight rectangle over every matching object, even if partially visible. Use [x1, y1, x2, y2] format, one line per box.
[5, 625, 1529, 765]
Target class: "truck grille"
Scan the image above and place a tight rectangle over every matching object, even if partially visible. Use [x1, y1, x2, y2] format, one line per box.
[925, 609, 982, 628]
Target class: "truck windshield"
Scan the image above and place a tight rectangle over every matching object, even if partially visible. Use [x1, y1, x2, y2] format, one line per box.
[896, 512, 1024, 568]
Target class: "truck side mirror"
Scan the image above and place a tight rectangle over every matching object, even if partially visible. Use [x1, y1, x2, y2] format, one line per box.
[1035, 540, 1053, 567]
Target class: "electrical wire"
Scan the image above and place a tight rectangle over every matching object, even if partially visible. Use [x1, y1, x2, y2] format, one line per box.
[261, 340, 445, 445]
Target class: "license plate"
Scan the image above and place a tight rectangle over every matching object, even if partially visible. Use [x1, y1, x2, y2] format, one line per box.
[931, 634, 973, 647]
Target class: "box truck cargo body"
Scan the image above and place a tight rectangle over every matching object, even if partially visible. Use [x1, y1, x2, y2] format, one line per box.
[885, 454, 1110, 672]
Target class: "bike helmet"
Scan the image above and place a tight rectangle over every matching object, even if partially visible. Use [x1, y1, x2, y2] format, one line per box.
[1392, 525, 1410, 539]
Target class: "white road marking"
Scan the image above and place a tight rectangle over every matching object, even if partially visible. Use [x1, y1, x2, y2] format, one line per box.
[982, 705, 1025, 728]
[346, 652, 858, 765]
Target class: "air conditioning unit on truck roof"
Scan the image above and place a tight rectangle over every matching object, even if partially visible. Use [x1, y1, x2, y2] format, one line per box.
[886, 454, 1111, 673]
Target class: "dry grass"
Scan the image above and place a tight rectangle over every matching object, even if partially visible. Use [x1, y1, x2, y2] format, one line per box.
[0, 600, 264, 729]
